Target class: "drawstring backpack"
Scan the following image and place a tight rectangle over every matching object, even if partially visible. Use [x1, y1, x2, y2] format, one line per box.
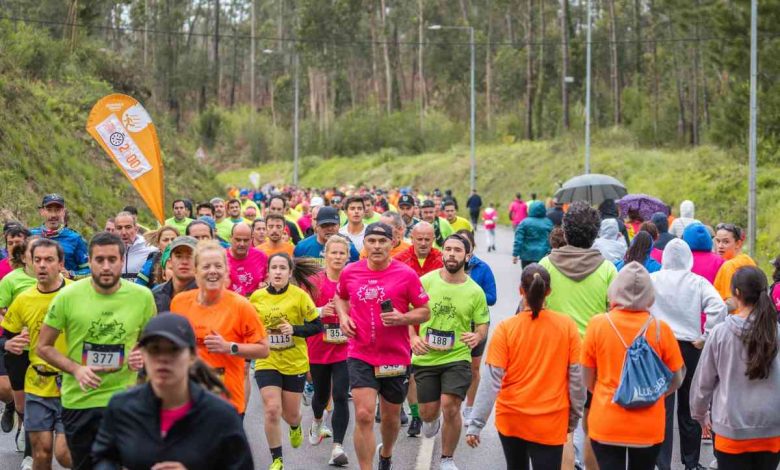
[606, 313, 673, 409]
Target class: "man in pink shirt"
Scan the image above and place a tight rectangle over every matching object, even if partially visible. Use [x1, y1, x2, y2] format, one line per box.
[508, 193, 528, 231]
[336, 222, 430, 470]
[226, 223, 268, 296]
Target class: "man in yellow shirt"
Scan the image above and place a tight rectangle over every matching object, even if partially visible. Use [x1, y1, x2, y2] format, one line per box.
[442, 200, 473, 234]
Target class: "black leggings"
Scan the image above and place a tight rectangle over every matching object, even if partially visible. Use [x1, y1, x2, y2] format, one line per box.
[591, 440, 662, 470]
[310, 361, 350, 444]
[715, 449, 780, 470]
[498, 433, 563, 470]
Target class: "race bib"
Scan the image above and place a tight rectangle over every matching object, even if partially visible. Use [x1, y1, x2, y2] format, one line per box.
[425, 328, 455, 351]
[323, 323, 347, 344]
[374, 365, 407, 378]
[268, 329, 294, 350]
[82, 343, 124, 371]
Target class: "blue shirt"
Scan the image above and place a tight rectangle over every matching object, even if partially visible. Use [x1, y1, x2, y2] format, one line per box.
[293, 235, 360, 265]
[30, 226, 89, 276]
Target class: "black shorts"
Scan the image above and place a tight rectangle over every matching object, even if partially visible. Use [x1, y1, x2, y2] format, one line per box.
[5, 350, 30, 391]
[254, 370, 307, 393]
[471, 338, 487, 358]
[0, 352, 6, 377]
[413, 361, 472, 403]
[62, 407, 105, 470]
[347, 358, 409, 405]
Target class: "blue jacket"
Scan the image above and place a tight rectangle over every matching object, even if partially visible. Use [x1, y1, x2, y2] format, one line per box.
[293, 235, 360, 264]
[468, 256, 496, 306]
[512, 202, 553, 262]
[30, 226, 89, 276]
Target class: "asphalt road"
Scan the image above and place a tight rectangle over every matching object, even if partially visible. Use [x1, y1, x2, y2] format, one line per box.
[0, 225, 714, 469]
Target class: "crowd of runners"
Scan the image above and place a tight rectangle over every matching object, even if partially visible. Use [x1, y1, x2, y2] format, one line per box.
[0, 185, 778, 470]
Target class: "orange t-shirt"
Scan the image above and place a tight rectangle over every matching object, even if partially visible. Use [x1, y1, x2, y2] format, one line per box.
[715, 435, 780, 454]
[486, 309, 581, 445]
[170, 289, 267, 414]
[257, 241, 295, 257]
[582, 310, 684, 446]
[713, 253, 757, 300]
[359, 241, 411, 260]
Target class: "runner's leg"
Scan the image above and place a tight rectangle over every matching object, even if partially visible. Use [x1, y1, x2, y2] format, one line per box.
[54, 433, 71, 468]
[29, 432, 53, 469]
[526, 440, 564, 470]
[352, 387, 379, 470]
[498, 432, 531, 470]
[378, 397, 401, 457]
[330, 361, 350, 445]
[281, 390, 303, 428]
[260, 386, 284, 448]
[310, 363, 331, 421]
[440, 394, 462, 457]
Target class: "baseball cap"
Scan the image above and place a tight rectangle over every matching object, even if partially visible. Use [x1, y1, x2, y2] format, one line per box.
[2, 221, 23, 233]
[310, 196, 325, 208]
[316, 206, 340, 226]
[139, 313, 196, 349]
[41, 194, 65, 208]
[420, 199, 436, 209]
[364, 222, 393, 240]
[239, 189, 249, 197]
[398, 195, 415, 207]
[169, 236, 198, 253]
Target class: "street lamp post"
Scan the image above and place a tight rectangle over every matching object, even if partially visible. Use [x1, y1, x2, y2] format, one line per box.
[263, 49, 300, 186]
[429, 24, 477, 193]
[747, 0, 758, 258]
[585, 0, 593, 174]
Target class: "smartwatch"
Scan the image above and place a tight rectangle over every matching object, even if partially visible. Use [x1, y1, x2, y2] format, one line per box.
[229, 342, 239, 355]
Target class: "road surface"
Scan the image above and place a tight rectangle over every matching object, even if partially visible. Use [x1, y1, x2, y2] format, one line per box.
[0, 225, 714, 469]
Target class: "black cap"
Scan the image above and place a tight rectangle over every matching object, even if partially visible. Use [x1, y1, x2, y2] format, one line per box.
[41, 194, 65, 208]
[398, 195, 415, 207]
[316, 206, 341, 226]
[420, 199, 436, 209]
[364, 222, 394, 240]
[2, 221, 22, 233]
[139, 313, 196, 349]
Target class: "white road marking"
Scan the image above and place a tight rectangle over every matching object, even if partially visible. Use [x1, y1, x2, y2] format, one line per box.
[415, 435, 436, 470]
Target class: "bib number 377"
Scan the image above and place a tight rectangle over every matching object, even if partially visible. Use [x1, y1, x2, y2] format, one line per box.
[82, 343, 124, 371]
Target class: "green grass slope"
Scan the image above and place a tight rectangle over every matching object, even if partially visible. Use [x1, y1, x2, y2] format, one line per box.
[219, 131, 780, 268]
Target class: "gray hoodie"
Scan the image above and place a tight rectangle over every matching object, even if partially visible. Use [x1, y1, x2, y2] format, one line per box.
[690, 314, 780, 439]
[592, 219, 627, 263]
[669, 200, 700, 238]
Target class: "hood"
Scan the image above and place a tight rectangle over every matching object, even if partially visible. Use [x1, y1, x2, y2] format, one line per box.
[598, 218, 621, 240]
[683, 223, 713, 252]
[651, 212, 669, 233]
[608, 261, 655, 311]
[548, 246, 606, 282]
[726, 313, 750, 337]
[680, 200, 695, 219]
[528, 201, 547, 218]
[598, 199, 619, 218]
[661, 238, 694, 271]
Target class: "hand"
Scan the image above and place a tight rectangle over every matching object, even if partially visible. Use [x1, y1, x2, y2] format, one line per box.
[321, 300, 336, 317]
[380, 310, 406, 327]
[4, 331, 30, 355]
[692, 339, 704, 350]
[278, 322, 294, 336]
[339, 315, 356, 338]
[151, 462, 188, 470]
[461, 332, 482, 349]
[512, 257, 518, 265]
[466, 434, 480, 448]
[411, 336, 430, 356]
[204, 331, 230, 354]
[74, 366, 102, 392]
[128, 346, 144, 371]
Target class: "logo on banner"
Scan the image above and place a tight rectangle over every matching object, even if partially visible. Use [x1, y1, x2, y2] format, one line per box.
[94, 115, 153, 181]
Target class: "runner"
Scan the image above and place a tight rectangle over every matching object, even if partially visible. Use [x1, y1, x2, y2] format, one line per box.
[114, 211, 158, 282]
[713, 224, 756, 304]
[360, 212, 410, 260]
[410, 234, 489, 470]
[512, 201, 553, 269]
[169, 240, 269, 417]
[196, 202, 215, 219]
[394, 222, 443, 278]
[240, 189, 261, 216]
[306, 236, 351, 466]
[227, 223, 268, 297]
[152, 236, 198, 312]
[92, 313, 254, 470]
[335, 222, 430, 470]
[212, 197, 236, 242]
[244, 205, 259, 223]
[252, 219, 267, 248]
[690, 266, 780, 470]
[419, 200, 453, 249]
[508, 193, 528, 232]
[258, 214, 295, 257]
[267, 196, 303, 245]
[339, 196, 367, 252]
[442, 200, 473, 233]
[135, 226, 180, 289]
[397, 195, 420, 239]
[466, 189, 482, 228]
[30, 194, 89, 278]
[164, 199, 194, 235]
[482, 203, 498, 252]
[1, 239, 72, 470]
[186, 219, 218, 242]
[295, 207, 360, 265]
[362, 195, 382, 225]
[0, 224, 29, 281]
[466, 264, 585, 470]
[227, 198, 245, 225]
[249, 254, 322, 470]
[37, 232, 156, 470]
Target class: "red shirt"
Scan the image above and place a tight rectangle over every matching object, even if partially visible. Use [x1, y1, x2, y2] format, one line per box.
[394, 245, 444, 278]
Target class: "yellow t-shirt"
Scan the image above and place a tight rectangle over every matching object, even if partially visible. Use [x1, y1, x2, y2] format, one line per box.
[449, 216, 474, 233]
[250, 284, 318, 375]
[1, 280, 71, 397]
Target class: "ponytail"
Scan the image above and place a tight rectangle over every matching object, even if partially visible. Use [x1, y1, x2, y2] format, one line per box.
[268, 253, 322, 299]
[731, 266, 779, 380]
[189, 357, 230, 397]
[520, 263, 551, 319]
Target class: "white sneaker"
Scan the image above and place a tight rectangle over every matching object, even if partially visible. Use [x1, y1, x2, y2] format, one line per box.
[329, 444, 349, 466]
[440, 457, 459, 470]
[422, 417, 441, 438]
[14, 424, 25, 452]
[320, 422, 333, 439]
[309, 420, 323, 445]
[20, 456, 32, 470]
[462, 406, 472, 427]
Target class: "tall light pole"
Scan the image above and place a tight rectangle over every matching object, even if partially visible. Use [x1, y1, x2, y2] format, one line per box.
[263, 49, 300, 186]
[429, 24, 477, 193]
[747, 0, 758, 257]
[585, 0, 593, 174]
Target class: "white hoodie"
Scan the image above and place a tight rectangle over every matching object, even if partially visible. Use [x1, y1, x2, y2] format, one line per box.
[649, 239, 726, 341]
[591, 218, 627, 263]
[669, 200, 700, 238]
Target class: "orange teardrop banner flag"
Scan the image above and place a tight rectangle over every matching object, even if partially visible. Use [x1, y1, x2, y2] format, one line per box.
[86, 94, 165, 223]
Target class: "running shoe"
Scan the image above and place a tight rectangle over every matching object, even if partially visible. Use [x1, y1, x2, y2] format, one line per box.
[407, 416, 422, 437]
[15, 423, 25, 452]
[20, 456, 32, 470]
[376, 443, 392, 470]
[320, 422, 333, 439]
[422, 417, 441, 438]
[1, 401, 14, 433]
[309, 421, 323, 446]
[302, 382, 314, 406]
[268, 457, 284, 470]
[290, 425, 303, 448]
[440, 457, 459, 470]
[329, 444, 349, 467]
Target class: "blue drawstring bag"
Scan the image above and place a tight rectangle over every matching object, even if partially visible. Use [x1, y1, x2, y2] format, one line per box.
[606, 314, 673, 409]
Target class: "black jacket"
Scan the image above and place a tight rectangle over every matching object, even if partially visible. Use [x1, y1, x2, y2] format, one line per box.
[466, 194, 482, 212]
[152, 279, 197, 313]
[92, 381, 253, 470]
[546, 206, 564, 227]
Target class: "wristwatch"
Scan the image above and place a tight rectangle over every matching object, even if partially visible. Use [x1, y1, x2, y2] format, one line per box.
[229, 342, 239, 355]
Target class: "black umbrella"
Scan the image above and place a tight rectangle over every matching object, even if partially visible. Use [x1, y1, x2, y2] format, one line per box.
[554, 174, 627, 205]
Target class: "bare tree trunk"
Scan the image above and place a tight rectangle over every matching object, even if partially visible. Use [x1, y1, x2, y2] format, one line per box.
[459, 0, 470, 23]
[506, 8, 514, 44]
[535, 0, 546, 138]
[229, 0, 239, 108]
[370, 5, 381, 108]
[560, 0, 570, 130]
[213, 0, 220, 104]
[607, 0, 621, 125]
[379, 0, 393, 113]
[634, 0, 641, 76]
[691, 0, 701, 145]
[486, 0, 494, 131]
[669, 24, 687, 144]
[418, 0, 426, 128]
[650, 0, 660, 143]
[524, 0, 534, 140]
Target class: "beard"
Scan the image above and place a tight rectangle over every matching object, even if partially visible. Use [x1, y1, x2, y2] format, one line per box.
[444, 259, 466, 274]
[92, 271, 121, 290]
